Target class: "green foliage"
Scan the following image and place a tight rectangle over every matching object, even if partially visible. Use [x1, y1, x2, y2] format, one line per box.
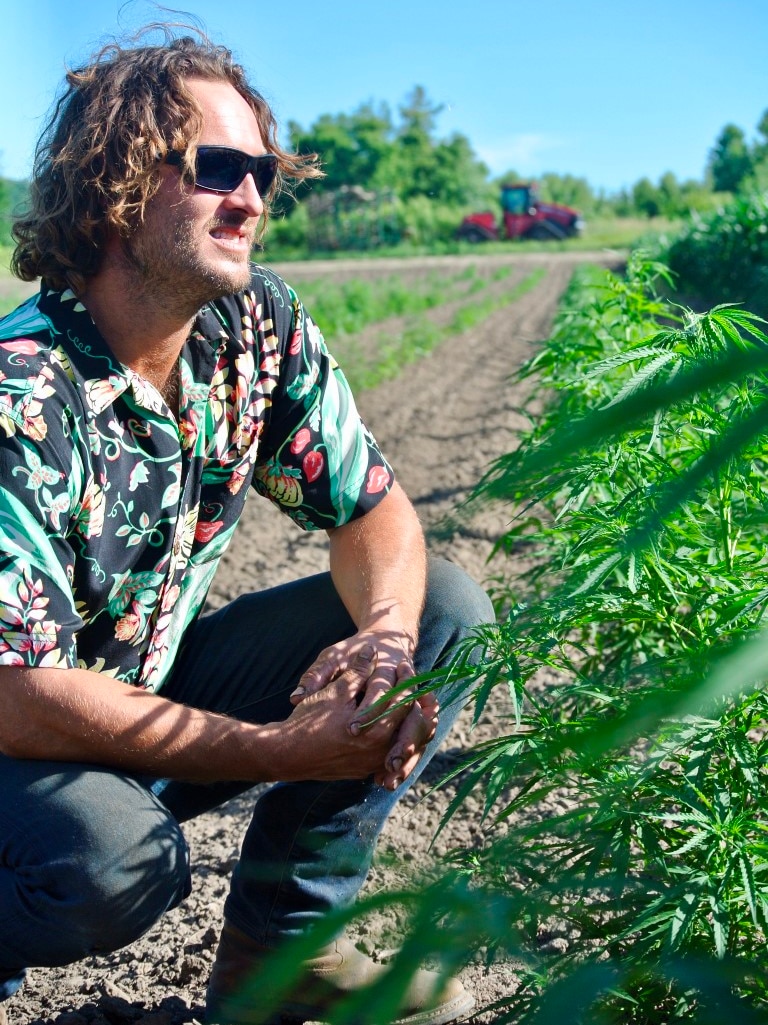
[227, 254, 768, 1025]
[708, 123, 753, 194]
[397, 196, 482, 247]
[537, 173, 596, 213]
[427, 255, 768, 1021]
[0, 176, 28, 246]
[107, 245, 768, 1025]
[275, 101, 768, 255]
[286, 102, 397, 199]
[665, 191, 768, 316]
[632, 177, 662, 219]
[289, 87, 490, 209]
[279, 86, 495, 254]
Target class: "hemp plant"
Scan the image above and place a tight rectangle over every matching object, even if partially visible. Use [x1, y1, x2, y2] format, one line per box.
[433, 254, 768, 1023]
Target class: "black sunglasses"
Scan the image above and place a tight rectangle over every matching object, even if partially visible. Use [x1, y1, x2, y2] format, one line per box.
[165, 146, 278, 196]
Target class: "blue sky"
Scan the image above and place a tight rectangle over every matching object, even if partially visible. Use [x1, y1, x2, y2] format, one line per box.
[2, 0, 766, 193]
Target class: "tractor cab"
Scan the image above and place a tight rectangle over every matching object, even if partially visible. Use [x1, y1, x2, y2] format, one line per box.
[500, 182, 541, 237]
[500, 183, 539, 216]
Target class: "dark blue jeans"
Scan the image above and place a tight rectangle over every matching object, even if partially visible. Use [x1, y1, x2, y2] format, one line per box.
[0, 559, 492, 1000]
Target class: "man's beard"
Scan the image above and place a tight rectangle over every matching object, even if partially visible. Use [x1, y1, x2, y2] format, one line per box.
[122, 212, 256, 316]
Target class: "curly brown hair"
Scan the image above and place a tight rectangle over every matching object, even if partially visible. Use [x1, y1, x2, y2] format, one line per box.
[11, 25, 321, 293]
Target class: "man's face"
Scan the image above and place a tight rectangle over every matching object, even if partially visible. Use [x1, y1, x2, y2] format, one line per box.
[125, 77, 267, 310]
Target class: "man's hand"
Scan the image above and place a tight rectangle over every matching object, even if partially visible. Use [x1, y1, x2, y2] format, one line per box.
[272, 645, 408, 783]
[290, 632, 438, 790]
[0, 651, 423, 787]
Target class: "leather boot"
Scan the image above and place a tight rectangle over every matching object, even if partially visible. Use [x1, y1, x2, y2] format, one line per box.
[206, 920, 475, 1025]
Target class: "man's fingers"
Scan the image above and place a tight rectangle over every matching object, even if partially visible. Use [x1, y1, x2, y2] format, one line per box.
[348, 656, 415, 730]
[333, 645, 378, 706]
[291, 644, 375, 704]
[416, 691, 439, 741]
[375, 701, 436, 790]
[291, 659, 337, 703]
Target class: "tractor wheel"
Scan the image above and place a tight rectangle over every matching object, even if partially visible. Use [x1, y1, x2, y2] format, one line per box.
[526, 220, 566, 241]
[457, 225, 491, 243]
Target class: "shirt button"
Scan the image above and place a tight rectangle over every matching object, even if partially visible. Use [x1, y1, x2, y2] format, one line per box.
[172, 534, 182, 556]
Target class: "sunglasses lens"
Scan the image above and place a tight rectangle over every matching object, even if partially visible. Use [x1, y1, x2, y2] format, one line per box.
[195, 148, 248, 191]
[194, 148, 278, 195]
[254, 155, 278, 195]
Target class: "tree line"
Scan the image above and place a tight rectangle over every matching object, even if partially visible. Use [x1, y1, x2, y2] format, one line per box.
[285, 89, 768, 220]
[1, 92, 766, 251]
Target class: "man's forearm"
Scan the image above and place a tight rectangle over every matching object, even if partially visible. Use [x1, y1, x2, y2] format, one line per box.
[0, 666, 274, 779]
[328, 483, 427, 647]
[0, 658, 396, 784]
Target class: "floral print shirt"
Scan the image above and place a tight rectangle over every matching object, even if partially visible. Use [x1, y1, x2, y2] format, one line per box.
[0, 264, 393, 691]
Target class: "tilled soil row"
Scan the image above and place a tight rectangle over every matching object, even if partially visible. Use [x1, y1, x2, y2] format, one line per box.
[11, 251, 623, 1025]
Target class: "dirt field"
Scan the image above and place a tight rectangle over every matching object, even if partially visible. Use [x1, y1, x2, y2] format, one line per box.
[5, 250, 623, 1025]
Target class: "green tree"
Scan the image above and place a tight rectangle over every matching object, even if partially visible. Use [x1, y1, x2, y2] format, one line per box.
[748, 108, 768, 190]
[708, 123, 753, 192]
[610, 186, 634, 217]
[288, 102, 395, 196]
[289, 86, 489, 208]
[0, 173, 27, 247]
[415, 132, 490, 205]
[0, 176, 9, 242]
[632, 176, 662, 218]
[754, 108, 768, 159]
[538, 172, 596, 214]
[657, 170, 682, 216]
[393, 86, 444, 200]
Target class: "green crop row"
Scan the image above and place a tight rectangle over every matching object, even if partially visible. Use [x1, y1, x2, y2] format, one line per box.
[290, 261, 514, 339]
[329, 266, 546, 393]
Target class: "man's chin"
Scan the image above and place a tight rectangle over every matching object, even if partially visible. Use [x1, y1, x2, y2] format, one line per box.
[201, 258, 254, 301]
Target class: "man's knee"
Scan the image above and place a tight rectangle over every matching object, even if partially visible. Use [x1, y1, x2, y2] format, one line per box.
[417, 558, 494, 674]
[0, 763, 191, 967]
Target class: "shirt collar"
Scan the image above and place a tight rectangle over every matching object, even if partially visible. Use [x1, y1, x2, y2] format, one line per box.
[38, 284, 233, 414]
[37, 284, 133, 413]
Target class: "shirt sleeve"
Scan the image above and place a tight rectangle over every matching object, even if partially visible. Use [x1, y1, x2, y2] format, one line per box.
[252, 282, 394, 531]
[0, 416, 83, 670]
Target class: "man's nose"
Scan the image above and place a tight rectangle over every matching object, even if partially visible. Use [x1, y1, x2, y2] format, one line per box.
[221, 172, 264, 217]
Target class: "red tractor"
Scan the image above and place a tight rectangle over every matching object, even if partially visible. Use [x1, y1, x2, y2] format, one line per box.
[457, 182, 584, 242]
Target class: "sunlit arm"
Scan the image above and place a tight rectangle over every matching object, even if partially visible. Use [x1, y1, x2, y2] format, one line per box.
[327, 482, 427, 647]
[0, 655, 402, 784]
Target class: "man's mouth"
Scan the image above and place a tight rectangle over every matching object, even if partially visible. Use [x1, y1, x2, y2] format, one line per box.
[209, 223, 254, 249]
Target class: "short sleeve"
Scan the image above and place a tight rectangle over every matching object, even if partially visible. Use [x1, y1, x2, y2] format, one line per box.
[252, 289, 394, 530]
[0, 420, 83, 670]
